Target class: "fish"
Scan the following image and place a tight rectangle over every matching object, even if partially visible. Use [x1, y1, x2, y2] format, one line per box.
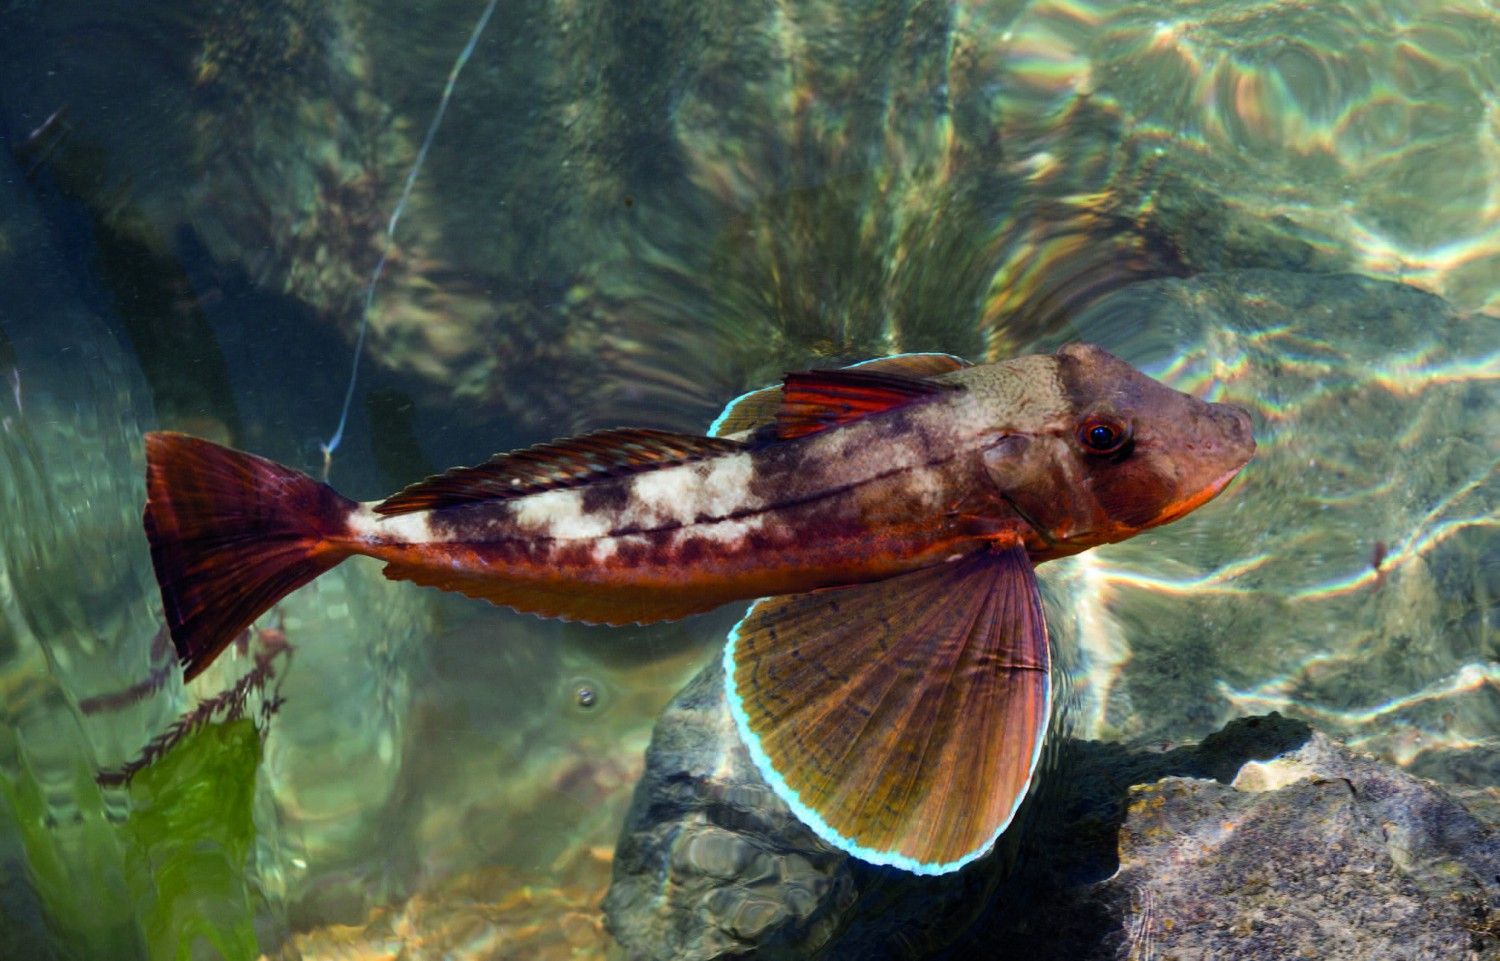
[141, 343, 1255, 873]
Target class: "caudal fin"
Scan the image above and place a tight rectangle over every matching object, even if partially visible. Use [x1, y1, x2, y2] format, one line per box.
[143, 432, 357, 681]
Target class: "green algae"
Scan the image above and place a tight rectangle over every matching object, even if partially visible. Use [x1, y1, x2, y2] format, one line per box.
[0, 720, 263, 961]
[124, 720, 263, 961]
[0, 748, 137, 960]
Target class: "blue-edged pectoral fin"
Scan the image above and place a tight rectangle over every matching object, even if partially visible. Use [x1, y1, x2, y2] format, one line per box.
[723, 538, 1050, 874]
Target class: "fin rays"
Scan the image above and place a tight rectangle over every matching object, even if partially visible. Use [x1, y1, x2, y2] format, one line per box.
[725, 542, 1051, 873]
[709, 353, 972, 439]
[799, 604, 935, 817]
[814, 588, 973, 829]
[142, 432, 357, 680]
[776, 369, 958, 440]
[882, 579, 991, 851]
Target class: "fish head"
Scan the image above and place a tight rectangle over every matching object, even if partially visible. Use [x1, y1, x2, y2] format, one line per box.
[980, 343, 1255, 559]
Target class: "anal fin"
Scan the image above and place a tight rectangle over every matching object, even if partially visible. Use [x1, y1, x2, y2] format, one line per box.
[724, 539, 1050, 874]
[381, 560, 732, 625]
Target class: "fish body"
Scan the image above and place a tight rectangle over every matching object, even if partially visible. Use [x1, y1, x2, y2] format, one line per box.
[351, 377, 997, 621]
[142, 344, 1255, 873]
[288, 347, 1245, 620]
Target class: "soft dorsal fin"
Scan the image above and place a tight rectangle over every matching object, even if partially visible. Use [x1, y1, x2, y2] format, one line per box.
[709, 352, 971, 439]
[375, 428, 744, 516]
[776, 368, 960, 440]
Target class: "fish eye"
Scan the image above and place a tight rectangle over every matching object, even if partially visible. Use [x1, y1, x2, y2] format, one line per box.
[1077, 417, 1131, 455]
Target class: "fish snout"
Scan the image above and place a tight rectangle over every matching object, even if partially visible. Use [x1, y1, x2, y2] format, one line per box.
[1181, 401, 1255, 475]
[1212, 403, 1256, 460]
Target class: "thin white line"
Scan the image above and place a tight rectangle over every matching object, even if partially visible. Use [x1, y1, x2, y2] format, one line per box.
[321, 0, 500, 470]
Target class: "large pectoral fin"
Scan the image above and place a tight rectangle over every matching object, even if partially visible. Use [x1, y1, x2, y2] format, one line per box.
[724, 540, 1051, 874]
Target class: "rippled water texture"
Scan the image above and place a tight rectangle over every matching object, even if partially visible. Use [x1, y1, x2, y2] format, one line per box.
[0, 0, 1495, 958]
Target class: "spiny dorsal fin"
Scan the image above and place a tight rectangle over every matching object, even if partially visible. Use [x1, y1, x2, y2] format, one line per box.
[375, 428, 744, 516]
[709, 353, 971, 439]
[776, 368, 960, 440]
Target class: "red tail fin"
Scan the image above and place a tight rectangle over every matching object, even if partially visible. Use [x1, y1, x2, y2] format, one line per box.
[143, 432, 357, 681]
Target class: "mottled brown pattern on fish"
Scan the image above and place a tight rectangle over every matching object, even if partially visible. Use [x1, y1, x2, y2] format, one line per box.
[359, 424, 984, 627]
[578, 479, 635, 517]
[356, 350, 1143, 618]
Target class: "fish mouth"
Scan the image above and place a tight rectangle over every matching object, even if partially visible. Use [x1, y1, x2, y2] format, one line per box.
[1148, 464, 1246, 529]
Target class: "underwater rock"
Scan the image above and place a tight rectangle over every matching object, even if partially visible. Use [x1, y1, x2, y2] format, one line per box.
[608, 661, 1499, 960]
[601, 655, 852, 961]
[952, 724, 1500, 960]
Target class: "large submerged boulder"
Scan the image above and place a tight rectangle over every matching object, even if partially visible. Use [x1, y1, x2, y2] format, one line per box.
[963, 729, 1500, 960]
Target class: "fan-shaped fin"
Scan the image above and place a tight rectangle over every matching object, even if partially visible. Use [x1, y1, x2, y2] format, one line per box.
[375, 428, 744, 516]
[708, 353, 971, 438]
[724, 539, 1050, 874]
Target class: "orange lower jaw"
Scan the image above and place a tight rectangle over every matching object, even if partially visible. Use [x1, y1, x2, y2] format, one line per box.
[1027, 466, 1245, 563]
[1146, 466, 1244, 530]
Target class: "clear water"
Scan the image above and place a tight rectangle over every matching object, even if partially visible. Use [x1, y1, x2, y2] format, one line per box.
[0, 0, 1495, 958]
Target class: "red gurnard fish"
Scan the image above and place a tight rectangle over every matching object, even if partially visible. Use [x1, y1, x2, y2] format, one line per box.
[142, 344, 1254, 874]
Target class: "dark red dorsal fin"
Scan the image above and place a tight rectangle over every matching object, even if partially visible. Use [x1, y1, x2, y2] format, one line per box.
[374, 428, 744, 516]
[708, 352, 971, 438]
[776, 368, 960, 440]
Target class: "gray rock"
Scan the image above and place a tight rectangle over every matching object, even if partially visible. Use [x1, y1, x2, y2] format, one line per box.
[946, 730, 1500, 960]
[607, 659, 1499, 960]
